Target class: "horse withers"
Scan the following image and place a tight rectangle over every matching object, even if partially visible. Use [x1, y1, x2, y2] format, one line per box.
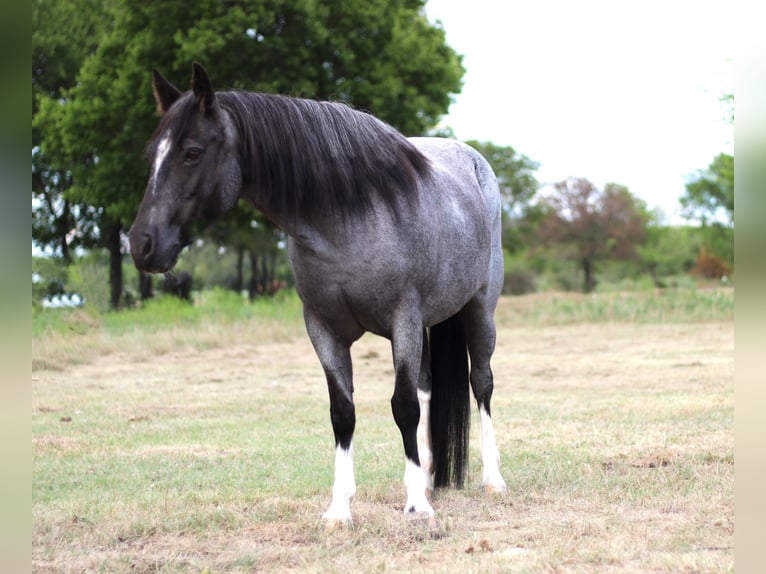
[129, 63, 507, 527]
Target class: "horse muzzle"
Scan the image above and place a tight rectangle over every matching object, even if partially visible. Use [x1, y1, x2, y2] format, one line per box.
[128, 222, 185, 274]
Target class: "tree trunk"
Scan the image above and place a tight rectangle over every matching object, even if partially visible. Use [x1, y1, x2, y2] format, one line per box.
[139, 272, 153, 300]
[234, 246, 244, 294]
[648, 264, 661, 289]
[248, 251, 259, 301]
[60, 200, 71, 265]
[267, 252, 277, 294]
[261, 254, 270, 294]
[105, 221, 123, 310]
[582, 257, 596, 293]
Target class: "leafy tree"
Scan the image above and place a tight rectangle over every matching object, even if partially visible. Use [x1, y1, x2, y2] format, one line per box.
[721, 93, 734, 127]
[680, 152, 734, 266]
[463, 140, 539, 254]
[173, 0, 462, 134]
[638, 220, 701, 286]
[679, 91, 734, 268]
[536, 178, 648, 292]
[32, 0, 106, 263]
[33, 0, 464, 309]
[464, 141, 538, 212]
[681, 153, 734, 226]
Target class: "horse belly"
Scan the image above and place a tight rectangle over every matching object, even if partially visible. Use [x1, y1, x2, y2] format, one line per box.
[288, 240, 406, 338]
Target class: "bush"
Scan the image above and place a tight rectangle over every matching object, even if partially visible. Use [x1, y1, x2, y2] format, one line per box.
[692, 248, 733, 279]
[504, 269, 537, 295]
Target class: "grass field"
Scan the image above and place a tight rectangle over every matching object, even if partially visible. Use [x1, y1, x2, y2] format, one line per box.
[32, 288, 734, 572]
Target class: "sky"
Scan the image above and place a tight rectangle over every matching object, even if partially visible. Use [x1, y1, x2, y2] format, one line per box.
[424, 0, 734, 224]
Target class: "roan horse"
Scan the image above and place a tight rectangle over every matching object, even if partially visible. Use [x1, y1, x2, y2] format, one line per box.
[129, 63, 507, 527]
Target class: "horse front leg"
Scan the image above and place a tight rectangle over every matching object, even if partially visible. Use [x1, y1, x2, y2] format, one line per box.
[391, 321, 436, 525]
[304, 311, 357, 527]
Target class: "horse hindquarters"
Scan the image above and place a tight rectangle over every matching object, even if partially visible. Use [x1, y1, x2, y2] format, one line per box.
[428, 314, 471, 489]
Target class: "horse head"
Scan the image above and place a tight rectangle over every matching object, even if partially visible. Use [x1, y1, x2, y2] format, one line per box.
[129, 63, 241, 273]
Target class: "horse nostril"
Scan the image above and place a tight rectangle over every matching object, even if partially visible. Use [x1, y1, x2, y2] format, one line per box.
[141, 233, 153, 257]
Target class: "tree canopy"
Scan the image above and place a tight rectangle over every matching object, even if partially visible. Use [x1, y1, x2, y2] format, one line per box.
[681, 152, 734, 227]
[463, 140, 540, 254]
[536, 178, 649, 292]
[33, 0, 465, 307]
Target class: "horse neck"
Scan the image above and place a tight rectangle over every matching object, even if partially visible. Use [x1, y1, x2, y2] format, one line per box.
[238, 183, 339, 254]
[225, 90, 423, 239]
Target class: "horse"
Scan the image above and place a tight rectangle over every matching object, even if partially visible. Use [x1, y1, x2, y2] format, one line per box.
[128, 63, 507, 527]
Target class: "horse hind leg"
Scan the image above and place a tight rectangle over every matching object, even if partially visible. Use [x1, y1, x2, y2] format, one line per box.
[416, 329, 434, 495]
[460, 301, 507, 495]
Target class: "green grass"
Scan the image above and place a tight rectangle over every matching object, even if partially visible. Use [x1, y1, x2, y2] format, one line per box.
[497, 286, 733, 326]
[33, 286, 734, 336]
[33, 287, 304, 337]
[32, 288, 305, 372]
[32, 289, 734, 572]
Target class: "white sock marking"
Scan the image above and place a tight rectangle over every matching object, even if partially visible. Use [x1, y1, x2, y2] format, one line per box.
[403, 459, 434, 517]
[416, 390, 434, 492]
[322, 443, 356, 524]
[479, 406, 507, 493]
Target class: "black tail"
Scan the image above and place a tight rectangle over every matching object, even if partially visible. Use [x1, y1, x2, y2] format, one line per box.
[429, 314, 470, 489]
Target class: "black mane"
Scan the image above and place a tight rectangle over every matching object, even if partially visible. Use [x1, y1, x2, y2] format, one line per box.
[156, 90, 432, 221]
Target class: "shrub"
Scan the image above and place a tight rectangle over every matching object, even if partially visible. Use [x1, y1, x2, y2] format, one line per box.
[505, 269, 537, 295]
[692, 248, 733, 279]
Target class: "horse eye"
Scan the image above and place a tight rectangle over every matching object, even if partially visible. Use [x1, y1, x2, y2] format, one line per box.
[183, 147, 203, 163]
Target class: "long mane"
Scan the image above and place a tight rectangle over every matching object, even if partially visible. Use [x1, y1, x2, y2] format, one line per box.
[158, 90, 432, 221]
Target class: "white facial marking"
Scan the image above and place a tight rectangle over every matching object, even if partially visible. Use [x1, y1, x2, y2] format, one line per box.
[322, 443, 356, 525]
[479, 406, 507, 493]
[151, 134, 172, 195]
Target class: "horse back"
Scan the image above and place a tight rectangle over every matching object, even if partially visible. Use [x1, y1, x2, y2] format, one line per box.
[289, 137, 502, 338]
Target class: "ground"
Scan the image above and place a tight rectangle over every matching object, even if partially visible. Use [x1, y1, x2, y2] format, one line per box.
[32, 301, 733, 573]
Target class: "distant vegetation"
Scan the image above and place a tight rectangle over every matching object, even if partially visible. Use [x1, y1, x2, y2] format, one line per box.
[33, 285, 733, 375]
[33, 0, 732, 311]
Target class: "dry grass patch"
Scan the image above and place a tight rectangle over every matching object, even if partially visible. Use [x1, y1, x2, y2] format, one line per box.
[32, 296, 733, 573]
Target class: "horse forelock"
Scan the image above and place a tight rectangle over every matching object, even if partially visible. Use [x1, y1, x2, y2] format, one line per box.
[215, 91, 431, 221]
[147, 93, 200, 151]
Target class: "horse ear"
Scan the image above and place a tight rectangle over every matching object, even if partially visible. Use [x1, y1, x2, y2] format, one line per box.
[151, 69, 182, 115]
[191, 62, 215, 114]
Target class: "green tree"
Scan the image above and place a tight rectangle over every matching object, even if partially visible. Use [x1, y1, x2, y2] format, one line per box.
[679, 90, 734, 268]
[34, 0, 464, 309]
[638, 219, 701, 286]
[32, 0, 106, 264]
[463, 140, 539, 254]
[537, 178, 648, 293]
[173, 0, 462, 134]
[464, 141, 539, 213]
[681, 153, 734, 226]
[680, 152, 734, 266]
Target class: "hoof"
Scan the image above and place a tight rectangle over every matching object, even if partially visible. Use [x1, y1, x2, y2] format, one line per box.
[322, 505, 353, 532]
[405, 510, 440, 532]
[323, 517, 352, 533]
[484, 482, 508, 496]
